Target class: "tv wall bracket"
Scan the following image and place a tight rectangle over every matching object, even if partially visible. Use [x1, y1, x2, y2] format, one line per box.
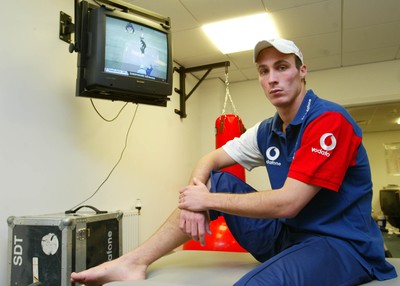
[59, 11, 74, 44]
[174, 61, 230, 118]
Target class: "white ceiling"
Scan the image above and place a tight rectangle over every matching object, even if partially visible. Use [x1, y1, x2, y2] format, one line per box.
[122, 0, 400, 133]
[124, 0, 400, 82]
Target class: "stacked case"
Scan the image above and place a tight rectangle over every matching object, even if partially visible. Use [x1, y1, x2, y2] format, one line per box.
[8, 206, 122, 285]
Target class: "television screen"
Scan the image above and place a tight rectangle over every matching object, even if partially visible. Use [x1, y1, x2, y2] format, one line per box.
[76, 2, 172, 106]
[104, 15, 169, 83]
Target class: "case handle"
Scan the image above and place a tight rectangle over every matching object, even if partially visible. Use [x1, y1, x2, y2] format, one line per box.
[65, 205, 108, 215]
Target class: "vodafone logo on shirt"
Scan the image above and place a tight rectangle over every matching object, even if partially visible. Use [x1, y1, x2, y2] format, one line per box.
[266, 146, 281, 166]
[311, 133, 337, 157]
[320, 133, 337, 151]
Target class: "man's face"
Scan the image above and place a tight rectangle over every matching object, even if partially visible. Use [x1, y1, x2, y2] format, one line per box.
[256, 47, 307, 109]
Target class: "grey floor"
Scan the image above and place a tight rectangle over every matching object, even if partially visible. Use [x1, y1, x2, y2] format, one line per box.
[383, 232, 400, 257]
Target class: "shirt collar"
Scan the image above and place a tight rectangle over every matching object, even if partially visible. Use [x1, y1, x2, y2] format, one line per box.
[271, 89, 317, 132]
[291, 89, 316, 125]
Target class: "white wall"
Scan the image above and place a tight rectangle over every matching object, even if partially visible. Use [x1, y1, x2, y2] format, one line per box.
[0, 1, 201, 284]
[307, 60, 400, 106]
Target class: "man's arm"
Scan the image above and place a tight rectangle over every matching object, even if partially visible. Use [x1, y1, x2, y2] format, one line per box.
[179, 148, 237, 244]
[179, 177, 320, 219]
[189, 147, 238, 182]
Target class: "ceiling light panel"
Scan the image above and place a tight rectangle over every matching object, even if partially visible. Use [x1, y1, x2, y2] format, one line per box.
[202, 13, 280, 54]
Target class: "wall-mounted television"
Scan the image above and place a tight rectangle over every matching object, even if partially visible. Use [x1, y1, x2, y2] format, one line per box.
[75, 1, 173, 106]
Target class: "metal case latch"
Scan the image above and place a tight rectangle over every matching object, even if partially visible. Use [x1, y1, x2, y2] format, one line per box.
[76, 228, 90, 240]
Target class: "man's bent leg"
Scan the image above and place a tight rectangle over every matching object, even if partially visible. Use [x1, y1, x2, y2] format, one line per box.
[209, 171, 286, 262]
[234, 236, 373, 286]
[71, 208, 191, 285]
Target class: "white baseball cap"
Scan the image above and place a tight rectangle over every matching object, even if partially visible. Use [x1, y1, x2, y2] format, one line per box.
[253, 38, 304, 64]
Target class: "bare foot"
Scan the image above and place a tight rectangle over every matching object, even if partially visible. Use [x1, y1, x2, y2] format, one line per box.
[70, 255, 147, 286]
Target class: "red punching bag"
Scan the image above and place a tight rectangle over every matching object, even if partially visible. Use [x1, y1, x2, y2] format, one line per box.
[215, 114, 246, 180]
[183, 114, 247, 252]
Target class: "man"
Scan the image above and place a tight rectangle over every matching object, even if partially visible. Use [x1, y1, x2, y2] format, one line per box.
[71, 38, 396, 285]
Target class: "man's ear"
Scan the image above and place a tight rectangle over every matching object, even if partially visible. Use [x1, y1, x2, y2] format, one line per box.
[300, 64, 307, 79]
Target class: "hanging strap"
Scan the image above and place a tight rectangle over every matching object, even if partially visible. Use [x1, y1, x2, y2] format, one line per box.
[221, 64, 238, 116]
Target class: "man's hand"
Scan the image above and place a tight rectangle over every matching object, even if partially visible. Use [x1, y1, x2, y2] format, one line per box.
[179, 209, 211, 246]
[178, 177, 211, 212]
[178, 178, 212, 245]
